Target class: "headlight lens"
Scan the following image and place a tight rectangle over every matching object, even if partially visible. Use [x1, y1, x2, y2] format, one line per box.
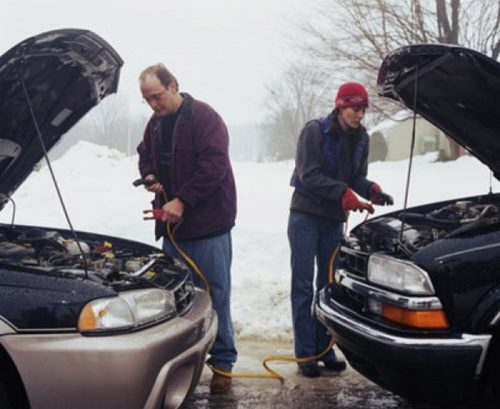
[367, 255, 435, 295]
[78, 288, 177, 333]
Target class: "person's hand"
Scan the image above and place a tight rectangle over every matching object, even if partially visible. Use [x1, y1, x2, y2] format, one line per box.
[161, 198, 185, 224]
[142, 208, 164, 220]
[145, 174, 164, 194]
[342, 188, 374, 213]
[370, 183, 394, 206]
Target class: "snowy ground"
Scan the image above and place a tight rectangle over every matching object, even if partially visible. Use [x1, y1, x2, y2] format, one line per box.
[1, 141, 499, 340]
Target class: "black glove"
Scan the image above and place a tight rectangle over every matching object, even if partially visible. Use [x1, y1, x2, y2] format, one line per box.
[370, 183, 394, 206]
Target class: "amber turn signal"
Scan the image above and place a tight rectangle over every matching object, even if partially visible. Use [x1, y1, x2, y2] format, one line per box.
[382, 304, 449, 329]
[78, 304, 98, 331]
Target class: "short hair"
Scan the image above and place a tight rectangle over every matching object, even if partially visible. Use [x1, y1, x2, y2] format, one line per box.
[139, 63, 179, 91]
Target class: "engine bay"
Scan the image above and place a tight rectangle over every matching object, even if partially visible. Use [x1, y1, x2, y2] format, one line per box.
[0, 224, 187, 285]
[350, 197, 500, 258]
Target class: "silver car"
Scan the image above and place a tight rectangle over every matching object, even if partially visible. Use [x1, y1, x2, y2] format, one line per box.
[0, 29, 217, 409]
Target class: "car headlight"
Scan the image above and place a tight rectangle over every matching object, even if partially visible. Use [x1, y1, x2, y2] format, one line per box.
[78, 288, 177, 333]
[367, 254, 435, 295]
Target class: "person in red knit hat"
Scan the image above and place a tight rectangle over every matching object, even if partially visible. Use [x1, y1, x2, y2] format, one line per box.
[288, 81, 393, 378]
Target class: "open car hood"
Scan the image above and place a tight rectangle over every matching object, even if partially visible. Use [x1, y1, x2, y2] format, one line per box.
[0, 29, 123, 210]
[377, 44, 500, 180]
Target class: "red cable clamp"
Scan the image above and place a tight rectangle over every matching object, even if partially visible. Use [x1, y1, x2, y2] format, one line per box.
[143, 209, 163, 220]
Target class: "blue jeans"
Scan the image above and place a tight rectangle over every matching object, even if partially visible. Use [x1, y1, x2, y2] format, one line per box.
[163, 232, 237, 371]
[288, 211, 343, 360]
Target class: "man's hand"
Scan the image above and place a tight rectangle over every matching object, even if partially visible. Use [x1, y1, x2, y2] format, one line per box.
[161, 198, 185, 224]
[142, 208, 163, 220]
[370, 183, 394, 206]
[144, 174, 164, 194]
[342, 188, 374, 213]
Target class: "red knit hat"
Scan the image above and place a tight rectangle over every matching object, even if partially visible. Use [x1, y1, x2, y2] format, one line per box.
[335, 82, 369, 109]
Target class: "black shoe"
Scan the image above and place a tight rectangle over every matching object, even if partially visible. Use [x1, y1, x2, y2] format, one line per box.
[298, 362, 320, 378]
[322, 356, 346, 372]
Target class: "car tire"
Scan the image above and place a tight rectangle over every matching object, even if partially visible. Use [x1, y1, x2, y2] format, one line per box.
[0, 380, 15, 409]
[481, 333, 500, 408]
[482, 376, 500, 408]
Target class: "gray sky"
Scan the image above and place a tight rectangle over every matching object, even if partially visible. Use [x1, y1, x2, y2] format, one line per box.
[1, 0, 311, 125]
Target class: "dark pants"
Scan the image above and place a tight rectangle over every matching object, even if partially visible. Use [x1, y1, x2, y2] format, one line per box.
[288, 211, 343, 360]
[163, 231, 237, 371]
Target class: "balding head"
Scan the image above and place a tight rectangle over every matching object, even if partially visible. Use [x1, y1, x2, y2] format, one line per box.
[139, 63, 179, 92]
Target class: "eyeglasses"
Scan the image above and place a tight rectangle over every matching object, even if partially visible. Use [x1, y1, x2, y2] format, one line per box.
[143, 89, 166, 104]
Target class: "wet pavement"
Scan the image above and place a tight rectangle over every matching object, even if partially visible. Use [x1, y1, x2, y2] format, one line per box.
[182, 339, 441, 409]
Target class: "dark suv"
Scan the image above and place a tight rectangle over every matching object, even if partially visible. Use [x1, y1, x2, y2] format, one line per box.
[316, 44, 500, 405]
[0, 29, 216, 409]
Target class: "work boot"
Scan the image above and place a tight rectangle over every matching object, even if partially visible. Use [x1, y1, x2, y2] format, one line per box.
[321, 355, 347, 372]
[298, 361, 320, 378]
[210, 372, 232, 394]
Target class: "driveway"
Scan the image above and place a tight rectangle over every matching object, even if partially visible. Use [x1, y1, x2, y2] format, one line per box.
[182, 339, 450, 409]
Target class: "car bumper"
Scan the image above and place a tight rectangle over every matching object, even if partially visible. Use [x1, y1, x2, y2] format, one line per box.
[316, 290, 491, 403]
[1, 289, 217, 409]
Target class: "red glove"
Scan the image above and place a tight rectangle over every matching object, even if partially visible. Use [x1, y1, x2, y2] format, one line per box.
[342, 188, 374, 213]
[370, 183, 394, 206]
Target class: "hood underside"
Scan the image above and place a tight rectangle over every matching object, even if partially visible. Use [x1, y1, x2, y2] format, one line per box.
[377, 44, 500, 179]
[0, 29, 123, 209]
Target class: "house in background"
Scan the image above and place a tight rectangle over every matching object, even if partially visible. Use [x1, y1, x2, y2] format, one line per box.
[368, 110, 465, 162]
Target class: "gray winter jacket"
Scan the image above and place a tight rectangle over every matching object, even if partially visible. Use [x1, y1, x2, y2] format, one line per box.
[290, 114, 374, 221]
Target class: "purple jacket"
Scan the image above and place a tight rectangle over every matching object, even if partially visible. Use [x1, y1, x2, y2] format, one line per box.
[137, 93, 237, 240]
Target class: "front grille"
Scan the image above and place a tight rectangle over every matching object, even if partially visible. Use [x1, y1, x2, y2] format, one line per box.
[335, 247, 370, 316]
[172, 276, 195, 315]
[332, 278, 366, 316]
[339, 247, 369, 279]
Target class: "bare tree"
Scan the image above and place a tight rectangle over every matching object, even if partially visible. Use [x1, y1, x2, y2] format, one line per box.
[300, 0, 498, 117]
[272, 0, 499, 160]
[86, 94, 129, 149]
[54, 93, 148, 157]
[461, 0, 500, 59]
[261, 63, 333, 160]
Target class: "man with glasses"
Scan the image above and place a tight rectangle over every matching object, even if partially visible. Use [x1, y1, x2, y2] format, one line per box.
[137, 64, 237, 394]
